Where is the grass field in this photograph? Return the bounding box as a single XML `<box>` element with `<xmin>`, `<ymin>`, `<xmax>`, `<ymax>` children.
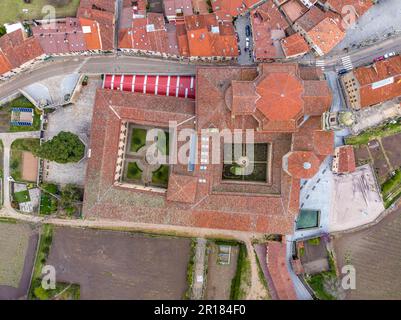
<box><xmin>0</xmin><ymin>96</ymin><xmax>41</xmax><ymax>133</ymax></box>
<box><xmin>13</xmin><ymin>190</ymin><xmax>30</xmax><ymax>203</ymax></box>
<box><xmin>345</xmin><ymin>121</ymin><xmax>401</xmax><ymax>146</ymax></box>
<box><xmin>0</xmin><ymin>222</ymin><xmax>31</xmax><ymax>288</ymax></box>
<box><xmin>0</xmin><ymin>0</ymin><xmax>80</xmax><ymax>25</ymax></box>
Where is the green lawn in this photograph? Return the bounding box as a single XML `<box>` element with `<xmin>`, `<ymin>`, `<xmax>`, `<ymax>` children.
<box><xmin>230</xmin><ymin>243</ymin><xmax>251</xmax><ymax>300</ymax></box>
<box><xmin>306</xmin><ymin>252</ymin><xmax>337</xmax><ymax>300</ymax></box>
<box><xmin>345</xmin><ymin>121</ymin><xmax>401</xmax><ymax>146</ymax></box>
<box><xmin>0</xmin><ymin>96</ymin><xmax>42</xmax><ymax>132</ymax></box>
<box><xmin>152</xmin><ymin>165</ymin><xmax>169</xmax><ymax>187</ymax></box>
<box><xmin>126</xmin><ymin>162</ymin><xmax>142</xmax><ymax>181</ymax></box>
<box><xmin>40</xmin><ymin>193</ymin><xmax>58</xmax><ymax>215</ymax></box>
<box><xmin>130</xmin><ymin>128</ymin><xmax>147</xmax><ymax>152</ymax></box>
<box><xmin>13</xmin><ymin>190</ymin><xmax>30</xmax><ymax>203</ymax></box>
<box><xmin>381</xmin><ymin>170</ymin><xmax>401</xmax><ymax>208</ymax></box>
<box><xmin>0</xmin><ymin>0</ymin><xmax>80</xmax><ymax>25</ymax></box>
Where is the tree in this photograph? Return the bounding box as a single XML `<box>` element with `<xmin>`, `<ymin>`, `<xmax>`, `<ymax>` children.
<box><xmin>37</xmin><ymin>132</ymin><xmax>85</xmax><ymax>163</ymax></box>
<box><xmin>0</xmin><ymin>25</ymin><xmax>6</xmax><ymax>37</ymax></box>
<box><xmin>60</xmin><ymin>184</ymin><xmax>83</xmax><ymax>216</ymax></box>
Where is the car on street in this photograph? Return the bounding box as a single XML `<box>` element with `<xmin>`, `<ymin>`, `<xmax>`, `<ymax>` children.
<box><xmin>373</xmin><ymin>55</ymin><xmax>385</xmax><ymax>62</ymax></box>
<box><xmin>384</xmin><ymin>52</ymin><xmax>396</xmax><ymax>59</ymax></box>
<box><xmin>245</xmin><ymin>37</ymin><xmax>250</xmax><ymax>50</ymax></box>
<box><xmin>245</xmin><ymin>25</ymin><xmax>251</xmax><ymax>37</ymax></box>
<box><xmin>338</xmin><ymin>69</ymin><xmax>348</xmax><ymax>75</ymax></box>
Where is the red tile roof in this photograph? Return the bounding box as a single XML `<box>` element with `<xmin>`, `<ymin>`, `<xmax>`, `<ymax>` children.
<box><xmin>353</xmin><ymin>55</ymin><xmax>401</xmax><ymax>108</ymax></box>
<box><xmin>324</xmin><ymin>0</ymin><xmax>373</xmax><ymax>17</ymax></box>
<box><xmin>250</xmin><ymin>1</ymin><xmax>289</xmax><ymax>60</ymax></box>
<box><xmin>83</xmin><ymin>64</ymin><xmax>333</xmax><ymax>235</ymax></box>
<box><xmin>77</xmin><ymin>1</ymin><xmax>115</xmax><ymax>50</ymax></box>
<box><xmin>334</xmin><ymin>145</ymin><xmax>356</xmax><ymax>174</ymax></box>
<box><xmin>281</xmin><ymin>33</ymin><xmax>309</xmax><ymax>58</ymax></box>
<box><xmin>281</xmin><ymin>0</ymin><xmax>308</xmax><ymax>23</ymax></box>
<box><xmin>167</xmin><ymin>174</ymin><xmax>198</xmax><ymax>203</ymax></box>
<box><xmin>178</xmin><ymin>14</ymin><xmax>238</xmax><ymax>57</ymax></box>
<box><xmin>266</xmin><ymin>241</ymin><xmax>297</xmax><ymax>300</ymax></box>
<box><xmin>212</xmin><ymin>0</ymin><xmax>263</xmax><ymax>21</ymax></box>
<box><xmin>32</xmin><ymin>18</ymin><xmax>88</xmax><ymax>54</ymax></box>
<box><xmin>0</xmin><ymin>29</ymin><xmax>44</xmax><ymax>71</ymax></box>
<box><xmin>284</xmin><ymin>150</ymin><xmax>321</xmax><ymax>179</ymax></box>
<box><xmin>306</xmin><ymin>16</ymin><xmax>345</xmax><ymax>55</ymax></box>
<box><xmin>163</xmin><ymin>0</ymin><xmax>194</xmax><ymax>18</ymax></box>
<box><xmin>224</xmin><ymin>63</ymin><xmax>332</xmax><ymax>132</ymax></box>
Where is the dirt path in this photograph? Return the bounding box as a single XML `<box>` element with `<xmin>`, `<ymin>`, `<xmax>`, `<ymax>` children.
<box><xmin>245</xmin><ymin>240</ymin><xmax>270</xmax><ymax>300</ymax></box>
<box><xmin>191</xmin><ymin>238</ymin><xmax>207</xmax><ymax>300</ymax></box>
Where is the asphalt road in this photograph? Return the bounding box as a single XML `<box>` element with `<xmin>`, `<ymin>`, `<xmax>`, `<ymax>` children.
<box><xmin>303</xmin><ymin>36</ymin><xmax>401</xmax><ymax>71</ymax></box>
<box><xmin>0</xmin><ymin>55</ymin><xmax>197</xmax><ymax>101</ymax></box>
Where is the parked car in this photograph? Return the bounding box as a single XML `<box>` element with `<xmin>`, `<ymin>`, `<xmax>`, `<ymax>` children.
<box><xmin>384</xmin><ymin>52</ymin><xmax>396</xmax><ymax>59</ymax></box>
<box><xmin>373</xmin><ymin>55</ymin><xmax>385</xmax><ymax>62</ymax></box>
<box><xmin>245</xmin><ymin>37</ymin><xmax>250</xmax><ymax>49</ymax></box>
<box><xmin>338</xmin><ymin>69</ymin><xmax>348</xmax><ymax>75</ymax></box>
<box><xmin>245</xmin><ymin>25</ymin><xmax>251</xmax><ymax>37</ymax></box>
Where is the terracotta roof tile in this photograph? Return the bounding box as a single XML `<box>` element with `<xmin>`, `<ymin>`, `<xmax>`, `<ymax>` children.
<box><xmin>307</xmin><ymin>16</ymin><xmax>345</xmax><ymax>55</ymax></box>
<box><xmin>266</xmin><ymin>241</ymin><xmax>298</xmax><ymax>300</ymax></box>
<box><xmin>281</xmin><ymin>33</ymin><xmax>309</xmax><ymax>58</ymax></box>
<box><xmin>167</xmin><ymin>174</ymin><xmax>198</xmax><ymax>203</ymax></box>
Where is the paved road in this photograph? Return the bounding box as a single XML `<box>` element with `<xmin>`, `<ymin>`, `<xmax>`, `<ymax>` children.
<box><xmin>0</xmin><ymin>131</ymin><xmax>41</xmax><ymax>209</ymax></box>
<box><xmin>302</xmin><ymin>36</ymin><xmax>401</xmax><ymax>71</ymax></box>
<box><xmin>0</xmin><ymin>55</ymin><xmax>197</xmax><ymax>101</ymax></box>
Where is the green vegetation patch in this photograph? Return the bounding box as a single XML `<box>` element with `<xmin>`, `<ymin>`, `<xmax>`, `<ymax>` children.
<box><xmin>130</xmin><ymin>128</ymin><xmax>147</xmax><ymax>152</ymax></box>
<box><xmin>152</xmin><ymin>165</ymin><xmax>169</xmax><ymax>187</ymax></box>
<box><xmin>230</xmin><ymin>243</ymin><xmax>251</xmax><ymax>300</ymax></box>
<box><xmin>0</xmin><ymin>0</ymin><xmax>81</xmax><ymax>25</ymax></box>
<box><xmin>306</xmin><ymin>252</ymin><xmax>337</xmax><ymax>300</ymax></box>
<box><xmin>0</xmin><ymin>96</ymin><xmax>41</xmax><ymax>132</ymax></box>
<box><xmin>345</xmin><ymin>120</ymin><xmax>401</xmax><ymax>146</ymax></box>
<box><xmin>184</xmin><ymin>239</ymin><xmax>196</xmax><ymax>299</ymax></box>
<box><xmin>13</xmin><ymin>190</ymin><xmax>30</xmax><ymax>203</ymax></box>
<box><xmin>308</xmin><ymin>237</ymin><xmax>321</xmax><ymax>246</ymax></box>
<box><xmin>0</xmin><ymin>222</ymin><xmax>30</xmax><ymax>287</ymax></box>
<box><xmin>126</xmin><ymin>162</ymin><xmax>142</xmax><ymax>181</ymax></box>
<box><xmin>40</xmin><ymin>183</ymin><xmax>59</xmax><ymax>215</ymax></box>
<box><xmin>59</xmin><ymin>184</ymin><xmax>83</xmax><ymax>216</ymax></box>
<box><xmin>37</xmin><ymin>131</ymin><xmax>85</xmax><ymax>163</ymax></box>
<box><xmin>381</xmin><ymin>169</ymin><xmax>401</xmax><ymax>208</ymax></box>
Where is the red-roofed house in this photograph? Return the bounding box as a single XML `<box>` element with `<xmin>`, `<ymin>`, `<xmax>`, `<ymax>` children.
<box><xmin>281</xmin><ymin>33</ymin><xmax>310</xmax><ymax>58</ymax></box>
<box><xmin>178</xmin><ymin>13</ymin><xmax>239</xmax><ymax>60</ymax></box>
<box><xmin>77</xmin><ymin>0</ymin><xmax>116</xmax><ymax>51</ymax></box>
<box><xmin>212</xmin><ymin>0</ymin><xmax>265</xmax><ymax>21</ymax></box>
<box><xmin>341</xmin><ymin>55</ymin><xmax>401</xmax><ymax>109</ymax></box>
<box><xmin>119</xmin><ymin>13</ymin><xmax>180</xmax><ymax>58</ymax></box>
<box><xmin>0</xmin><ymin>29</ymin><xmax>45</xmax><ymax>79</ymax></box>
<box><xmin>32</xmin><ymin>18</ymin><xmax>88</xmax><ymax>55</ymax></box>
<box><xmin>332</xmin><ymin>145</ymin><xmax>356</xmax><ymax>174</ymax></box>
<box><xmin>266</xmin><ymin>240</ymin><xmax>298</xmax><ymax>300</ymax></box>
<box><xmin>250</xmin><ymin>1</ymin><xmax>289</xmax><ymax>61</ymax></box>
<box><xmin>163</xmin><ymin>0</ymin><xmax>194</xmax><ymax>21</ymax></box>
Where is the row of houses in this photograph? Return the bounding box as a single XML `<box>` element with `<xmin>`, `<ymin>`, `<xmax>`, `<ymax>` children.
<box><xmin>0</xmin><ymin>0</ymin><xmax>375</xmax><ymax>79</ymax></box>
<box><xmin>251</xmin><ymin>0</ymin><xmax>374</xmax><ymax>61</ymax></box>
<box><xmin>0</xmin><ymin>0</ymin><xmax>115</xmax><ymax>80</ymax></box>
